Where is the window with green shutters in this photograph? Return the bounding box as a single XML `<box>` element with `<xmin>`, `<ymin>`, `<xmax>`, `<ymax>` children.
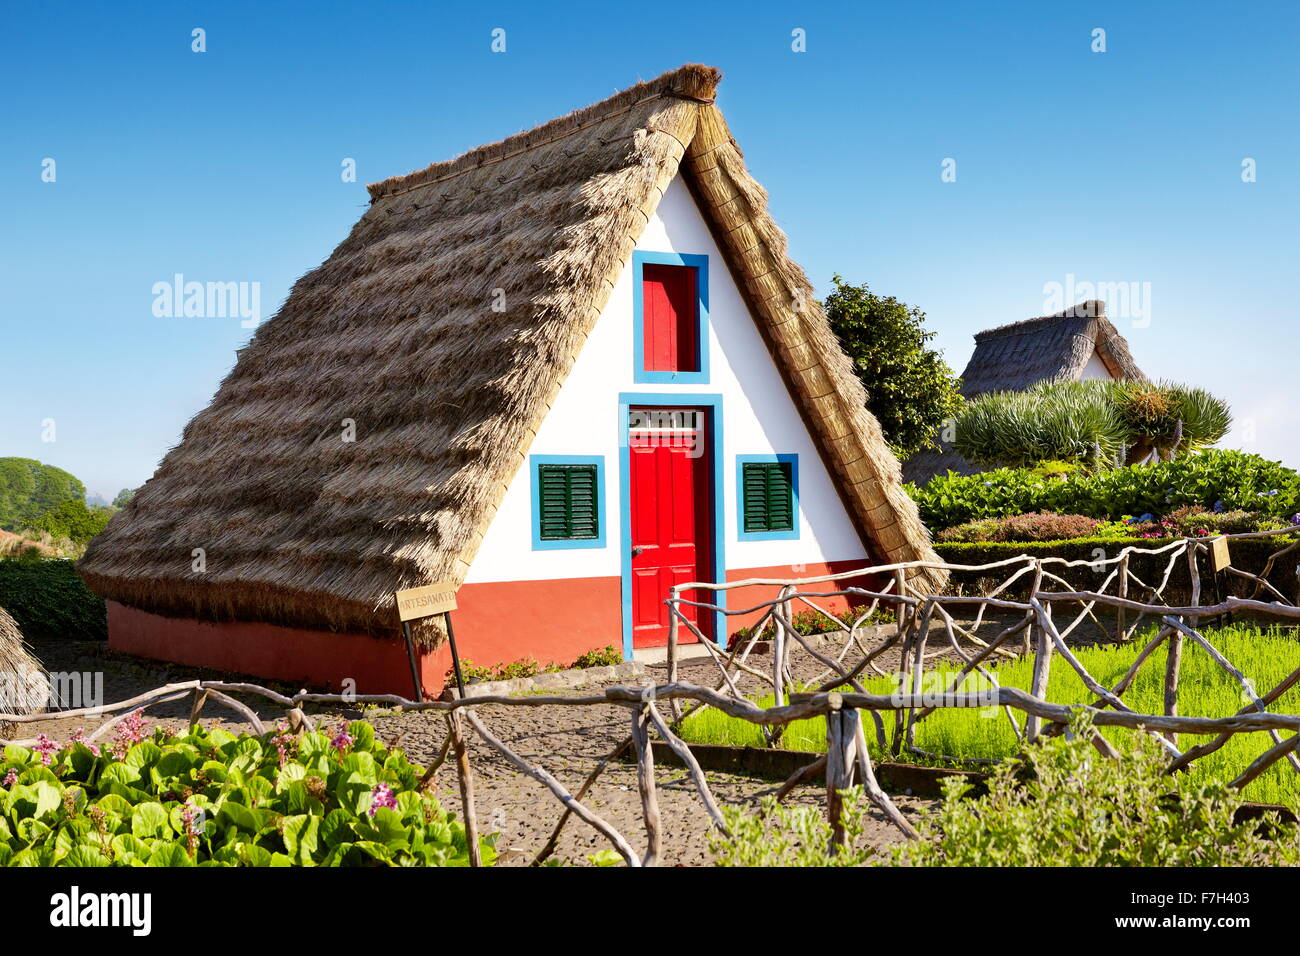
<box><xmin>741</xmin><ymin>460</ymin><xmax>795</xmax><ymax>534</ymax></box>
<box><xmin>537</xmin><ymin>463</ymin><xmax>600</xmax><ymax>541</ymax></box>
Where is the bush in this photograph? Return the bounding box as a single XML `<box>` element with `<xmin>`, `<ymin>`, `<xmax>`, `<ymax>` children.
<box><xmin>894</xmin><ymin>712</ymin><xmax>1298</xmax><ymax>866</ymax></box>
<box><xmin>571</xmin><ymin>645</ymin><xmax>623</xmax><ymax>669</ymax></box>
<box><xmin>822</xmin><ymin>277</ymin><xmax>964</xmax><ymax>459</ymax></box>
<box><xmin>708</xmin><ymin>712</ymin><xmax>1300</xmax><ymax>867</ymax></box>
<box><xmin>952</xmin><ymin>379</ymin><xmax>1232</xmax><ymax>471</ymax></box>
<box><xmin>31</xmin><ymin>499</ymin><xmax>111</xmax><ymax>545</ymax></box>
<box><xmin>0</xmin><ymin>559</ymin><xmax>106</xmax><ymax>641</ymax></box>
<box><xmin>910</xmin><ymin>449</ymin><xmax>1300</xmax><ymax>530</ymax></box>
<box><xmin>0</xmin><ymin>718</ymin><xmax>494</xmax><ymax>866</ymax></box>
<box><xmin>730</xmin><ymin>605</ymin><xmax>894</xmax><ymax>647</ymax></box>
<box><xmin>936</xmin><ymin>512</ymin><xmax>1101</xmax><ymax>543</ymax></box>
<box><xmin>933</xmin><ymin>536</ymin><xmax>1298</xmax><ymax>604</ymax></box>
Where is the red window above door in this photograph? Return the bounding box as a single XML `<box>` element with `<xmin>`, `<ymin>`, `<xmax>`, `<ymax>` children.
<box><xmin>642</xmin><ymin>263</ymin><xmax>699</xmax><ymax>373</ymax></box>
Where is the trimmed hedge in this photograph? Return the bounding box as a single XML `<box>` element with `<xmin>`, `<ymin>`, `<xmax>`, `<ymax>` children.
<box><xmin>911</xmin><ymin>450</ymin><xmax>1300</xmax><ymax>530</ymax></box>
<box><xmin>0</xmin><ymin>559</ymin><xmax>106</xmax><ymax>641</ymax></box>
<box><xmin>934</xmin><ymin>536</ymin><xmax>1299</xmax><ymax>605</ymax></box>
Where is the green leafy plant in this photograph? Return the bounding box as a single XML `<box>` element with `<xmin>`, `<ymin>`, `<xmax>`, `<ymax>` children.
<box><xmin>30</xmin><ymin>499</ymin><xmax>111</xmax><ymax>545</ymax></box>
<box><xmin>952</xmin><ymin>379</ymin><xmax>1232</xmax><ymax>471</ymax></box>
<box><xmin>730</xmin><ymin>605</ymin><xmax>894</xmax><ymax>647</ymax></box>
<box><xmin>709</xmin><ymin>712</ymin><xmax>1300</xmax><ymax>867</ymax></box>
<box><xmin>909</xmin><ymin>449</ymin><xmax>1300</xmax><ymax>530</ymax></box>
<box><xmin>894</xmin><ymin>711</ymin><xmax>1299</xmax><ymax>866</ymax></box>
<box><xmin>0</xmin><ymin>718</ymin><xmax>494</xmax><ymax>867</ymax></box>
<box><xmin>0</xmin><ymin>558</ymin><xmax>106</xmax><ymax>641</ymax></box>
<box><xmin>571</xmin><ymin>645</ymin><xmax>623</xmax><ymax>669</ymax></box>
<box><xmin>822</xmin><ymin>277</ymin><xmax>964</xmax><ymax>459</ymax></box>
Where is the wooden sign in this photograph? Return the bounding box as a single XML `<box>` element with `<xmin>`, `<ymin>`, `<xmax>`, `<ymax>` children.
<box><xmin>394</xmin><ymin>583</ymin><xmax>458</xmax><ymax>622</ymax></box>
<box><xmin>1209</xmin><ymin>537</ymin><xmax>1232</xmax><ymax>573</ymax></box>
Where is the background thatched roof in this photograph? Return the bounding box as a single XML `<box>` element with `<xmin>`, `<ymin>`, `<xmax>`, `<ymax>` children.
<box><xmin>902</xmin><ymin>302</ymin><xmax>1146</xmax><ymax>484</ymax></box>
<box><xmin>80</xmin><ymin>64</ymin><xmax>943</xmax><ymax>643</ymax></box>
<box><xmin>0</xmin><ymin>606</ymin><xmax>48</xmax><ymax>720</ymax></box>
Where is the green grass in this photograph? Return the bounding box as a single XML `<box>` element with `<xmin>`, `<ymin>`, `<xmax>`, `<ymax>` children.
<box><xmin>677</xmin><ymin>622</ymin><xmax>1300</xmax><ymax>807</ymax></box>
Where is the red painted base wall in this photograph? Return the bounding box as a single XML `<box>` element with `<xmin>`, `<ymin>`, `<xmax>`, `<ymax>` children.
<box><xmin>106</xmin><ymin>561</ymin><xmax>877</xmax><ymax>697</ymax></box>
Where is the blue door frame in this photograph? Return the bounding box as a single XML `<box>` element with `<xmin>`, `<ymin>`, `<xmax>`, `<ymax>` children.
<box><xmin>618</xmin><ymin>392</ymin><xmax>727</xmax><ymax>658</ymax></box>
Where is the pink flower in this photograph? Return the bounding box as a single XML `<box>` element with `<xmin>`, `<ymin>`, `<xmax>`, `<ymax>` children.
<box><xmin>33</xmin><ymin>734</ymin><xmax>59</xmax><ymax>766</ymax></box>
<box><xmin>2</xmin><ymin>768</ymin><xmax>18</xmax><ymax>787</ymax></box>
<box><xmin>69</xmin><ymin>728</ymin><xmax>100</xmax><ymax>756</ymax></box>
<box><xmin>110</xmin><ymin>710</ymin><xmax>151</xmax><ymax>758</ymax></box>
<box><xmin>331</xmin><ymin>723</ymin><xmax>353</xmax><ymax>754</ymax></box>
<box><xmin>368</xmin><ymin>783</ymin><xmax>397</xmax><ymax>816</ymax></box>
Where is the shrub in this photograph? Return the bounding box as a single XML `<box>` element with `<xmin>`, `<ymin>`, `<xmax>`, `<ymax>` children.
<box><xmin>709</xmin><ymin>712</ymin><xmax>1300</xmax><ymax>867</ymax></box>
<box><xmin>31</xmin><ymin>499</ymin><xmax>111</xmax><ymax>545</ymax></box>
<box><xmin>894</xmin><ymin>712</ymin><xmax>1299</xmax><ymax>866</ymax></box>
<box><xmin>0</xmin><ymin>718</ymin><xmax>494</xmax><ymax>866</ymax></box>
<box><xmin>952</xmin><ymin>379</ymin><xmax>1232</xmax><ymax>471</ymax></box>
<box><xmin>910</xmin><ymin>449</ymin><xmax>1300</xmax><ymax>530</ymax></box>
<box><xmin>936</xmin><ymin>512</ymin><xmax>1100</xmax><ymax>543</ymax></box>
<box><xmin>730</xmin><ymin>605</ymin><xmax>893</xmax><ymax>647</ymax></box>
<box><xmin>933</xmin><ymin>536</ymin><xmax>1298</xmax><ymax>604</ymax></box>
<box><xmin>822</xmin><ymin>277</ymin><xmax>964</xmax><ymax>459</ymax></box>
<box><xmin>0</xmin><ymin>559</ymin><xmax>106</xmax><ymax>641</ymax></box>
<box><xmin>571</xmin><ymin>645</ymin><xmax>623</xmax><ymax>669</ymax></box>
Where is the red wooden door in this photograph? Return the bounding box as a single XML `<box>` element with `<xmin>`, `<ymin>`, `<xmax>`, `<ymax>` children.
<box><xmin>629</xmin><ymin>408</ymin><xmax>713</xmax><ymax>648</ymax></box>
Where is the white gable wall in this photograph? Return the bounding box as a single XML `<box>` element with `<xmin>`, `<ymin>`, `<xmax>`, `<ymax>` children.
<box><xmin>1079</xmin><ymin>348</ymin><xmax>1114</xmax><ymax>381</ymax></box>
<box><xmin>464</xmin><ymin>176</ymin><xmax>869</xmax><ymax>585</ymax></box>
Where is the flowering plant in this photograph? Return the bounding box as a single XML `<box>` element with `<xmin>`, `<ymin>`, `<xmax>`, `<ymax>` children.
<box><xmin>0</xmin><ymin>720</ymin><xmax>493</xmax><ymax>867</ymax></box>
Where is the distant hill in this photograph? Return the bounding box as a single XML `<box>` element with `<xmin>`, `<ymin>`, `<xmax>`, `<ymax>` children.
<box><xmin>0</xmin><ymin>458</ymin><xmax>86</xmax><ymax>532</ymax></box>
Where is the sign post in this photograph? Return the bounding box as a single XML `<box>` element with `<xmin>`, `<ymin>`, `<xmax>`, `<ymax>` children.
<box><xmin>391</xmin><ymin>581</ymin><xmax>480</xmax><ymax>867</ymax></box>
<box><xmin>393</xmin><ymin>582</ymin><xmax>464</xmax><ymax>702</ymax></box>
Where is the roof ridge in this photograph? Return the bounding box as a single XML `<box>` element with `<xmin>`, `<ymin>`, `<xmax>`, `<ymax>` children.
<box><xmin>974</xmin><ymin>300</ymin><xmax>1107</xmax><ymax>341</ymax></box>
<box><xmin>367</xmin><ymin>64</ymin><xmax>721</xmax><ymax>201</ymax></box>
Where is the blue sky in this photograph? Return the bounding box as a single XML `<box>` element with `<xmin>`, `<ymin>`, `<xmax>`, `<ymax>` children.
<box><xmin>2</xmin><ymin>0</ymin><xmax>1297</xmax><ymax>498</ymax></box>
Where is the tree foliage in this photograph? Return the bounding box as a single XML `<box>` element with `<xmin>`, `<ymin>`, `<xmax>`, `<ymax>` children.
<box><xmin>112</xmin><ymin>488</ymin><xmax>137</xmax><ymax>509</ymax></box>
<box><xmin>0</xmin><ymin>458</ymin><xmax>86</xmax><ymax>531</ymax></box>
<box><xmin>953</xmin><ymin>379</ymin><xmax>1231</xmax><ymax>471</ymax></box>
<box><xmin>31</xmin><ymin>499</ymin><xmax>111</xmax><ymax>545</ymax></box>
<box><xmin>822</xmin><ymin>277</ymin><xmax>964</xmax><ymax>459</ymax></box>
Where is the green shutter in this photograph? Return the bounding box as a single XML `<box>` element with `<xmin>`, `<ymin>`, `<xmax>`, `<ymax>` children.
<box><xmin>742</xmin><ymin>461</ymin><xmax>794</xmax><ymax>533</ymax></box>
<box><xmin>538</xmin><ymin>464</ymin><xmax>599</xmax><ymax>540</ymax></box>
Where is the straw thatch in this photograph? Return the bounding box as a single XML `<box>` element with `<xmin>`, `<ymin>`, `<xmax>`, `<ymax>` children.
<box><xmin>0</xmin><ymin>606</ymin><xmax>49</xmax><ymax>730</ymax></box>
<box><xmin>902</xmin><ymin>301</ymin><xmax>1146</xmax><ymax>484</ymax></box>
<box><xmin>79</xmin><ymin>64</ymin><xmax>943</xmax><ymax>645</ymax></box>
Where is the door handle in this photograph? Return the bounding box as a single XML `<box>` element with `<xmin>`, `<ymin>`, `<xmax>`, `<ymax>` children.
<box><xmin>631</xmin><ymin>546</ymin><xmax>644</xmax><ymax>557</ymax></box>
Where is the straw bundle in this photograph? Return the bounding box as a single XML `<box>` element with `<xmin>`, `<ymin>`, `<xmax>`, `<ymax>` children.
<box><xmin>0</xmin><ymin>607</ymin><xmax>49</xmax><ymax>731</ymax></box>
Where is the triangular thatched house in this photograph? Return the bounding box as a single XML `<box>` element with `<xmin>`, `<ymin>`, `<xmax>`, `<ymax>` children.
<box><xmin>902</xmin><ymin>301</ymin><xmax>1145</xmax><ymax>484</ymax></box>
<box><xmin>80</xmin><ymin>65</ymin><xmax>941</xmax><ymax>696</ymax></box>
<box><xmin>0</xmin><ymin>607</ymin><xmax>49</xmax><ymax>734</ymax></box>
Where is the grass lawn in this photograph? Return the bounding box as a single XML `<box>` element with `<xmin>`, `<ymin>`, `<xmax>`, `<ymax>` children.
<box><xmin>677</xmin><ymin>622</ymin><xmax>1300</xmax><ymax>807</ymax></box>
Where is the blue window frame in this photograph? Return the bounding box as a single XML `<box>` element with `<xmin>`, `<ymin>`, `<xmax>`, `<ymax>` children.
<box><xmin>632</xmin><ymin>250</ymin><xmax>710</xmax><ymax>384</ymax></box>
<box><xmin>736</xmin><ymin>454</ymin><xmax>800</xmax><ymax>541</ymax></box>
<box><xmin>530</xmin><ymin>455</ymin><xmax>606</xmax><ymax>551</ymax></box>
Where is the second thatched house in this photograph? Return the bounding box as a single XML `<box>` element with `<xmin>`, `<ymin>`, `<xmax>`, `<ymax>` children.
<box><xmin>903</xmin><ymin>301</ymin><xmax>1146</xmax><ymax>484</ymax></box>
<box><xmin>79</xmin><ymin>65</ymin><xmax>942</xmax><ymax>696</ymax></box>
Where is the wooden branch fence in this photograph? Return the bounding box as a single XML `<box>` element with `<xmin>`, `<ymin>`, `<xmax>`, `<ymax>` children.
<box><xmin>5</xmin><ymin>529</ymin><xmax>1300</xmax><ymax>865</ymax></box>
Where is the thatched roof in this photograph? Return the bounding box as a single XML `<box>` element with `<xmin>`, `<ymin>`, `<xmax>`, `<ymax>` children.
<box><xmin>79</xmin><ymin>64</ymin><xmax>944</xmax><ymax>643</ymax></box>
<box><xmin>902</xmin><ymin>301</ymin><xmax>1146</xmax><ymax>484</ymax></box>
<box><xmin>0</xmin><ymin>606</ymin><xmax>49</xmax><ymax>722</ymax></box>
